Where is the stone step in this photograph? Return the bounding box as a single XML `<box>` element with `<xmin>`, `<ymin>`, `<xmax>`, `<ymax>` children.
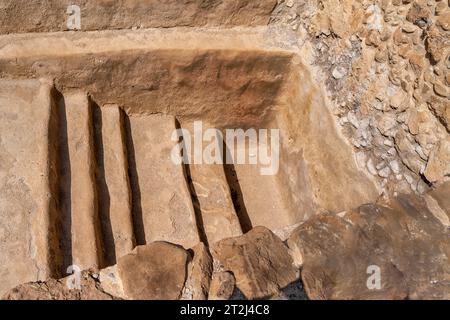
<box><xmin>190</xmin><ymin>162</ymin><xmax>243</xmax><ymax>244</ymax></box>
<box><xmin>0</xmin><ymin>79</ymin><xmax>55</xmax><ymax>296</ymax></box>
<box><xmin>96</xmin><ymin>105</ymin><xmax>135</xmax><ymax>263</ymax></box>
<box><xmin>128</xmin><ymin>114</ymin><xmax>199</xmax><ymax>249</ymax></box>
<box><xmin>63</xmin><ymin>91</ymin><xmax>101</xmax><ymax>270</ymax></box>
<box><xmin>183</xmin><ymin>123</ymin><xmax>242</xmax><ymax>244</ymax></box>
<box><xmin>230</xmin><ymin>142</ymin><xmax>294</xmax><ymax>231</ymax></box>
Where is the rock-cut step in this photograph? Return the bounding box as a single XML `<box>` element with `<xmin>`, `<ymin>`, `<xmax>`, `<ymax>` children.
<box><xmin>62</xmin><ymin>91</ymin><xmax>102</xmax><ymax>270</ymax></box>
<box><xmin>182</xmin><ymin>122</ymin><xmax>243</xmax><ymax>244</ymax></box>
<box><xmin>95</xmin><ymin>105</ymin><xmax>135</xmax><ymax>264</ymax></box>
<box><xmin>0</xmin><ymin>79</ymin><xmax>55</xmax><ymax>296</ymax></box>
<box><xmin>189</xmin><ymin>161</ymin><xmax>243</xmax><ymax>244</ymax></box>
<box><xmin>128</xmin><ymin>114</ymin><xmax>199</xmax><ymax>248</ymax></box>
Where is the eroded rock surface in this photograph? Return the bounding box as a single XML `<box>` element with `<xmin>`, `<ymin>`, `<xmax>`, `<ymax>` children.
<box><xmin>208</xmin><ymin>271</ymin><xmax>236</xmax><ymax>300</ymax></box>
<box><xmin>211</xmin><ymin>226</ymin><xmax>299</xmax><ymax>299</ymax></box>
<box><xmin>288</xmin><ymin>191</ymin><xmax>450</xmax><ymax>300</ymax></box>
<box><xmin>95</xmin><ymin>105</ymin><xmax>135</xmax><ymax>263</ymax></box>
<box><xmin>0</xmin><ymin>79</ymin><xmax>55</xmax><ymax>296</ymax></box>
<box><xmin>0</xmin><ymin>0</ymin><xmax>449</xmax><ymax>301</ymax></box>
<box><xmin>4</xmin><ymin>187</ymin><xmax>449</xmax><ymax>301</ymax></box>
<box><xmin>273</xmin><ymin>0</ymin><xmax>450</xmax><ymax>194</ymax></box>
<box><xmin>182</xmin><ymin>242</ymin><xmax>213</xmax><ymax>300</ymax></box>
<box><xmin>428</xmin><ymin>181</ymin><xmax>450</xmax><ymax>217</ymax></box>
<box><xmin>63</xmin><ymin>91</ymin><xmax>101</xmax><ymax>270</ymax></box>
<box><xmin>0</xmin><ymin>0</ymin><xmax>277</xmax><ymax>33</ymax></box>
<box><xmin>117</xmin><ymin>242</ymin><xmax>188</xmax><ymax>300</ymax></box>
<box><xmin>2</xmin><ymin>270</ymin><xmax>117</xmax><ymax>300</ymax></box>
<box><xmin>128</xmin><ymin>114</ymin><xmax>199</xmax><ymax>248</ymax></box>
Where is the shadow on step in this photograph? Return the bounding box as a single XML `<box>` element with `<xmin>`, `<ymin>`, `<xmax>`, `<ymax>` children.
<box><xmin>92</xmin><ymin>101</ymin><xmax>116</xmax><ymax>267</ymax></box>
<box><xmin>123</xmin><ymin>114</ymin><xmax>146</xmax><ymax>246</ymax></box>
<box><xmin>48</xmin><ymin>88</ymin><xmax>72</xmax><ymax>277</ymax></box>
<box><xmin>175</xmin><ymin>119</ymin><xmax>209</xmax><ymax>246</ymax></box>
<box><xmin>223</xmin><ymin>142</ymin><xmax>253</xmax><ymax>233</ymax></box>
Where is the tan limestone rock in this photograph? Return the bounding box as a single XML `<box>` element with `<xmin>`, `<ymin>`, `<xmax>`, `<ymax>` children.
<box><xmin>117</xmin><ymin>242</ymin><xmax>188</xmax><ymax>300</ymax></box>
<box><xmin>129</xmin><ymin>114</ymin><xmax>199</xmax><ymax>248</ymax></box>
<box><xmin>0</xmin><ymin>0</ymin><xmax>277</xmax><ymax>34</ymax></box>
<box><xmin>182</xmin><ymin>242</ymin><xmax>213</xmax><ymax>300</ymax></box>
<box><xmin>425</xmin><ymin>137</ymin><xmax>450</xmax><ymax>182</ymax></box>
<box><xmin>184</xmin><ymin>122</ymin><xmax>243</xmax><ymax>244</ymax></box>
<box><xmin>98</xmin><ymin>265</ymin><xmax>127</xmax><ymax>299</ymax></box>
<box><xmin>288</xmin><ymin>194</ymin><xmax>450</xmax><ymax>300</ymax></box>
<box><xmin>0</xmin><ymin>79</ymin><xmax>55</xmax><ymax>296</ymax></box>
<box><xmin>428</xmin><ymin>181</ymin><xmax>450</xmax><ymax>217</ymax></box>
<box><xmin>211</xmin><ymin>226</ymin><xmax>298</xmax><ymax>299</ymax></box>
<box><xmin>97</xmin><ymin>105</ymin><xmax>135</xmax><ymax>263</ymax></box>
<box><xmin>208</xmin><ymin>272</ymin><xmax>236</xmax><ymax>300</ymax></box>
<box><xmin>64</xmin><ymin>91</ymin><xmax>101</xmax><ymax>270</ymax></box>
<box><xmin>2</xmin><ymin>270</ymin><xmax>117</xmax><ymax>300</ymax></box>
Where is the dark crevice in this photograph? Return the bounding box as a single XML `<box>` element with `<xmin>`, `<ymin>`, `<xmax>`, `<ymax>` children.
<box><xmin>119</xmin><ymin>108</ymin><xmax>137</xmax><ymax>250</ymax></box>
<box><xmin>123</xmin><ymin>113</ymin><xmax>146</xmax><ymax>246</ymax></box>
<box><xmin>223</xmin><ymin>142</ymin><xmax>253</xmax><ymax>233</ymax></box>
<box><xmin>88</xmin><ymin>97</ymin><xmax>108</xmax><ymax>269</ymax></box>
<box><xmin>50</xmin><ymin>88</ymin><xmax>72</xmax><ymax>276</ymax></box>
<box><xmin>175</xmin><ymin>119</ymin><xmax>209</xmax><ymax>246</ymax></box>
<box><xmin>47</xmin><ymin>88</ymin><xmax>64</xmax><ymax>278</ymax></box>
<box><xmin>419</xmin><ymin>172</ymin><xmax>433</xmax><ymax>188</ymax></box>
<box><xmin>92</xmin><ymin>101</ymin><xmax>116</xmax><ymax>267</ymax></box>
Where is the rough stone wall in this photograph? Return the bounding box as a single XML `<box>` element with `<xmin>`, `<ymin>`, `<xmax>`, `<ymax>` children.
<box><xmin>0</xmin><ymin>0</ymin><xmax>277</xmax><ymax>33</ymax></box>
<box><xmin>271</xmin><ymin>0</ymin><xmax>449</xmax><ymax>196</ymax></box>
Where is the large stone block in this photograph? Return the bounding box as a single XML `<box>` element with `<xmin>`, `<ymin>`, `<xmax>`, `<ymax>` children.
<box><xmin>97</xmin><ymin>105</ymin><xmax>134</xmax><ymax>262</ymax></box>
<box><xmin>117</xmin><ymin>242</ymin><xmax>188</xmax><ymax>300</ymax></box>
<box><xmin>212</xmin><ymin>226</ymin><xmax>298</xmax><ymax>299</ymax></box>
<box><xmin>288</xmin><ymin>194</ymin><xmax>450</xmax><ymax>300</ymax></box>
<box><xmin>63</xmin><ymin>92</ymin><xmax>101</xmax><ymax>270</ymax></box>
<box><xmin>128</xmin><ymin>114</ymin><xmax>199</xmax><ymax>248</ymax></box>
<box><xmin>0</xmin><ymin>79</ymin><xmax>55</xmax><ymax>296</ymax></box>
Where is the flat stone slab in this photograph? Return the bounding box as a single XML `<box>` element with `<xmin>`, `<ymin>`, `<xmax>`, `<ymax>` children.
<box><xmin>184</xmin><ymin>122</ymin><xmax>243</xmax><ymax>244</ymax></box>
<box><xmin>232</xmin><ymin>143</ymin><xmax>294</xmax><ymax>231</ymax></box>
<box><xmin>98</xmin><ymin>105</ymin><xmax>134</xmax><ymax>262</ymax></box>
<box><xmin>191</xmin><ymin>162</ymin><xmax>243</xmax><ymax>244</ymax></box>
<box><xmin>129</xmin><ymin>114</ymin><xmax>199</xmax><ymax>248</ymax></box>
<box><xmin>0</xmin><ymin>79</ymin><xmax>54</xmax><ymax>296</ymax></box>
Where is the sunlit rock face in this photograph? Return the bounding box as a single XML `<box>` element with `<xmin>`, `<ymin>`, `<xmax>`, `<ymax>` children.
<box><xmin>0</xmin><ymin>0</ymin><xmax>448</xmax><ymax>300</ymax></box>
